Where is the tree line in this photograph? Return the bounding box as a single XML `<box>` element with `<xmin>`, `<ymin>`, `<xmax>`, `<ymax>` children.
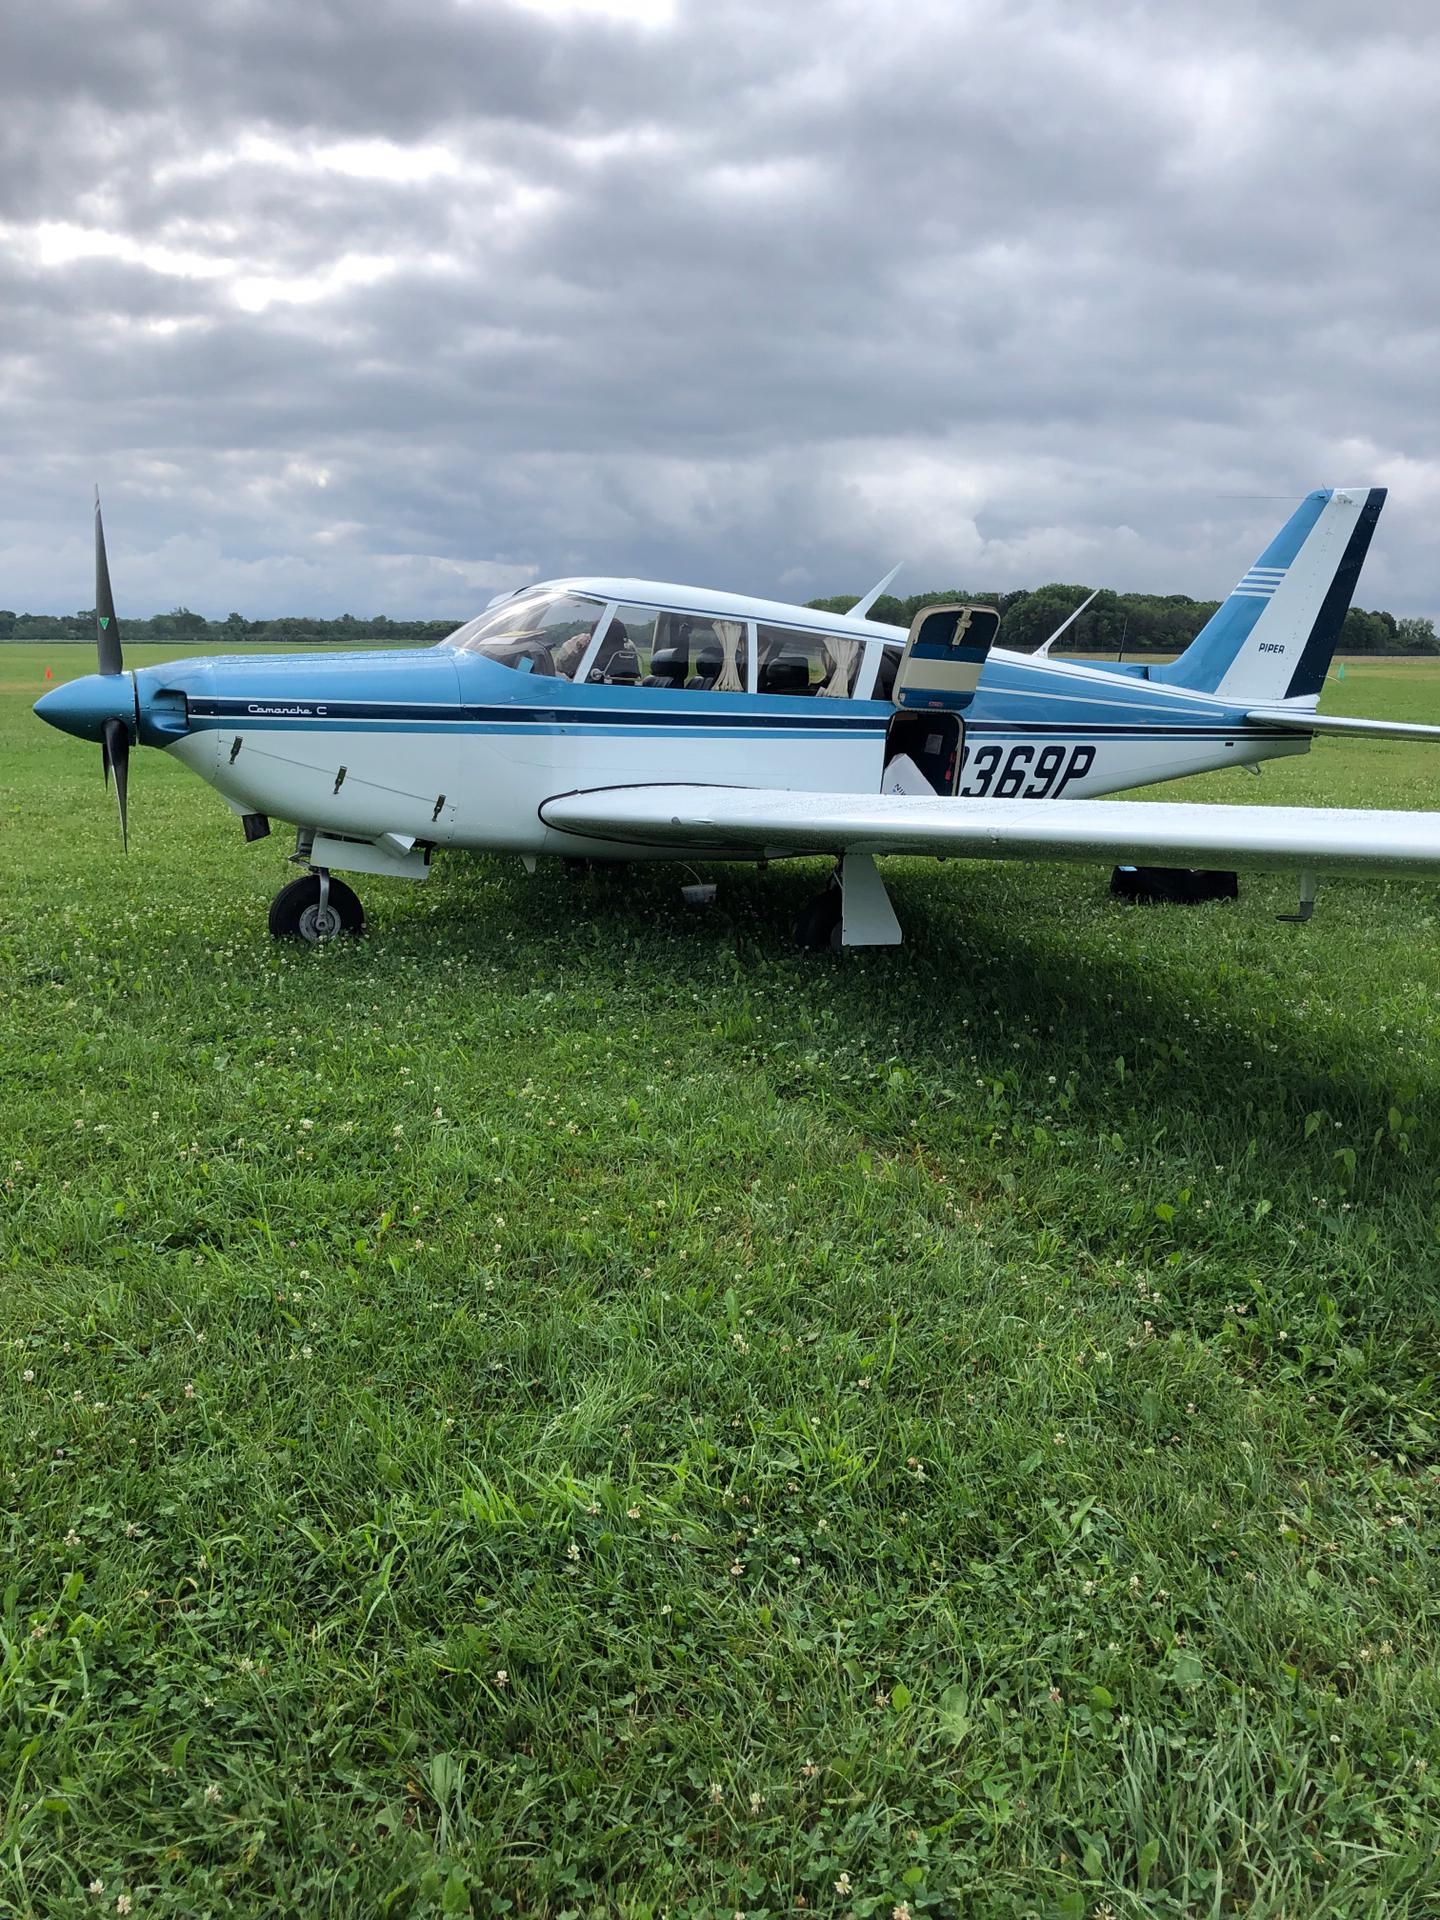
<box><xmin>806</xmin><ymin>586</ymin><xmax>1439</xmax><ymax>656</ymax></box>
<box><xmin>2</xmin><ymin>588</ymin><xmax>1435</xmax><ymax>655</ymax></box>
<box><xmin>0</xmin><ymin>608</ymin><xmax>457</xmax><ymax>647</ymax></box>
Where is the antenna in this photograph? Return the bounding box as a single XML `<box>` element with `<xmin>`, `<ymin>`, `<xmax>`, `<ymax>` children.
<box><xmin>844</xmin><ymin>562</ymin><xmax>903</xmax><ymax>622</ymax></box>
<box><xmin>1034</xmin><ymin>587</ymin><xmax>1099</xmax><ymax>658</ymax></box>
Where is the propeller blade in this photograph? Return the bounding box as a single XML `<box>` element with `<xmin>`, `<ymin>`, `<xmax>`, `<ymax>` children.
<box><xmin>101</xmin><ymin>716</ymin><xmax>130</xmax><ymax>852</ymax></box>
<box><xmin>95</xmin><ymin>487</ymin><xmax>123</xmax><ymax>676</ymax></box>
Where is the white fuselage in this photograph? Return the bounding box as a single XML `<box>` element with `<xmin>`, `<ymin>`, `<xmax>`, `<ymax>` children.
<box><xmin>149</xmin><ymin>574</ymin><xmax>1309</xmax><ymax>873</ymax></box>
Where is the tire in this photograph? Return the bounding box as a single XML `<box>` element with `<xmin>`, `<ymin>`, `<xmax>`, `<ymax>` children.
<box><xmin>791</xmin><ymin>881</ymin><xmax>843</xmax><ymax>951</ymax></box>
<box><xmin>268</xmin><ymin>873</ymin><xmax>366</xmax><ymax>943</ymax></box>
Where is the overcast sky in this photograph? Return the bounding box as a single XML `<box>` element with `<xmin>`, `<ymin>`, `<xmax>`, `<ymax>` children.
<box><xmin>2</xmin><ymin>0</ymin><xmax>1437</xmax><ymax>620</ymax></box>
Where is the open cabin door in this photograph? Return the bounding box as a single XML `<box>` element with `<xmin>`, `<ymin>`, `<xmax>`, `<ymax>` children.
<box><xmin>882</xmin><ymin>603</ymin><xmax>1000</xmax><ymax>796</ymax></box>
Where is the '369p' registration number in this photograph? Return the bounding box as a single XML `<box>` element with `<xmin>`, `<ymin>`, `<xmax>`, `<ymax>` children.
<box><xmin>959</xmin><ymin>742</ymin><xmax>1096</xmax><ymax>798</ymax></box>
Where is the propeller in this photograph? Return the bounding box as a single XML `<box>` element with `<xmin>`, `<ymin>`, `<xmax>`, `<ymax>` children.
<box><xmin>93</xmin><ymin>488</ymin><xmax>130</xmax><ymax>850</ymax></box>
<box><xmin>101</xmin><ymin>715</ymin><xmax>130</xmax><ymax>853</ymax></box>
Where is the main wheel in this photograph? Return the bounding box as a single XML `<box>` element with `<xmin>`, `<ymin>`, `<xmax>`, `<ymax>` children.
<box><xmin>268</xmin><ymin>873</ymin><xmax>366</xmax><ymax>943</ymax></box>
<box><xmin>791</xmin><ymin>880</ymin><xmax>843</xmax><ymax>951</ymax></box>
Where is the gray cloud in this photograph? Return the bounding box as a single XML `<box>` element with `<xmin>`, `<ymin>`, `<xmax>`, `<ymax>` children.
<box><xmin>1</xmin><ymin>0</ymin><xmax>1437</xmax><ymax>619</ymax></box>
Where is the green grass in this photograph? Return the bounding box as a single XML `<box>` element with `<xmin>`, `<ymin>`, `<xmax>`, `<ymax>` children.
<box><xmin>2</xmin><ymin>645</ymin><xmax>1439</xmax><ymax>1919</ymax></box>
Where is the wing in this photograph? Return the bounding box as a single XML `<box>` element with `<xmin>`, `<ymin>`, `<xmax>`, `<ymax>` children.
<box><xmin>1247</xmin><ymin>707</ymin><xmax>1440</xmax><ymax>743</ymax></box>
<box><xmin>540</xmin><ymin>784</ymin><xmax>1440</xmax><ymax>879</ymax></box>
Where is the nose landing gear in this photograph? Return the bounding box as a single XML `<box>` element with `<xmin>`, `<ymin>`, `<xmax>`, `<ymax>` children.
<box><xmin>268</xmin><ymin>869</ymin><xmax>366</xmax><ymax>942</ymax></box>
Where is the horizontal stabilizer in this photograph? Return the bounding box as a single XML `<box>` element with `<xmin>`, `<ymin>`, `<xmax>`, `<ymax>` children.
<box><xmin>1247</xmin><ymin>708</ymin><xmax>1440</xmax><ymax>742</ymax></box>
<box><xmin>542</xmin><ymin>783</ymin><xmax>1440</xmax><ymax>880</ymax></box>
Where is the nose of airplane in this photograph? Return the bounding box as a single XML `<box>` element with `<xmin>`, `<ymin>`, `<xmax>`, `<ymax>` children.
<box><xmin>34</xmin><ymin>671</ymin><xmax>140</xmax><ymax>744</ymax></box>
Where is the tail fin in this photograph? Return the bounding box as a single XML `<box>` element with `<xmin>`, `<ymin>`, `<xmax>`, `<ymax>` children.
<box><xmin>1152</xmin><ymin>487</ymin><xmax>1386</xmax><ymax>703</ymax></box>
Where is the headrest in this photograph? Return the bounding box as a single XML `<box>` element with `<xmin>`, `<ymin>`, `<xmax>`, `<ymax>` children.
<box><xmin>762</xmin><ymin>655</ymin><xmax>810</xmax><ymax>693</ymax></box>
<box><xmin>647</xmin><ymin>648</ymin><xmax>688</xmax><ymax>684</ymax></box>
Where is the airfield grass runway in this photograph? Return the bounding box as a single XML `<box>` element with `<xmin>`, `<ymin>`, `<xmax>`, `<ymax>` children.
<box><xmin>3</xmin><ymin>644</ymin><xmax>1439</xmax><ymax>1919</ymax></box>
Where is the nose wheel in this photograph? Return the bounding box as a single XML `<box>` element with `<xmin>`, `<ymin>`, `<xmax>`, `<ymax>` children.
<box><xmin>268</xmin><ymin>870</ymin><xmax>366</xmax><ymax>942</ymax></box>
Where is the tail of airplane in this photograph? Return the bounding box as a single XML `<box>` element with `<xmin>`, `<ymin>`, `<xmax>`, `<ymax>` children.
<box><xmin>1150</xmin><ymin>487</ymin><xmax>1386</xmax><ymax>705</ymax></box>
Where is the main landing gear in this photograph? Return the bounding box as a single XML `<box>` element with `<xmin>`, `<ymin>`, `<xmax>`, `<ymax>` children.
<box><xmin>792</xmin><ymin>873</ymin><xmax>843</xmax><ymax>950</ymax></box>
<box><xmin>791</xmin><ymin>855</ymin><xmax>904</xmax><ymax>951</ymax></box>
<box><xmin>268</xmin><ymin>870</ymin><xmax>366</xmax><ymax>942</ymax></box>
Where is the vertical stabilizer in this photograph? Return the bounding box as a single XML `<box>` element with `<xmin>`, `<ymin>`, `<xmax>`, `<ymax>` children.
<box><xmin>1152</xmin><ymin>487</ymin><xmax>1386</xmax><ymax>703</ymax></box>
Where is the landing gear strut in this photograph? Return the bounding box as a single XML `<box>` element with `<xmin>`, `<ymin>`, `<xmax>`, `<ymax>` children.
<box><xmin>791</xmin><ymin>855</ymin><xmax>904</xmax><ymax>950</ymax></box>
<box><xmin>268</xmin><ymin>870</ymin><xmax>366</xmax><ymax>942</ymax></box>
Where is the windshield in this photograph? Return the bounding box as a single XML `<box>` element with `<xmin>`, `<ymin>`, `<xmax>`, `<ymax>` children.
<box><xmin>444</xmin><ymin>592</ymin><xmax>606</xmax><ymax>679</ymax></box>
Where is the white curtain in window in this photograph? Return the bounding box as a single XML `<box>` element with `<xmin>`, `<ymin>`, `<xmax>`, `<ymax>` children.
<box><xmin>820</xmin><ymin>634</ymin><xmax>860</xmax><ymax>696</ymax></box>
<box><xmin>714</xmin><ymin>619</ymin><xmax>746</xmax><ymax>692</ymax></box>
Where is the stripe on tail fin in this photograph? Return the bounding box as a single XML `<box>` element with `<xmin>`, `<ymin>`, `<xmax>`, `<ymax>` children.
<box><xmin>1152</xmin><ymin>487</ymin><xmax>1386</xmax><ymax>703</ymax></box>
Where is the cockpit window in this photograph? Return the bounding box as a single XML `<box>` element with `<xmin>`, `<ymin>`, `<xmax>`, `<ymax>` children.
<box><xmin>445</xmin><ymin>592</ymin><xmax>605</xmax><ymax>679</ymax></box>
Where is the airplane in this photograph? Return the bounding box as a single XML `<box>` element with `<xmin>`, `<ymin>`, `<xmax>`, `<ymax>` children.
<box><xmin>33</xmin><ymin>485</ymin><xmax>1440</xmax><ymax>950</ymax></box>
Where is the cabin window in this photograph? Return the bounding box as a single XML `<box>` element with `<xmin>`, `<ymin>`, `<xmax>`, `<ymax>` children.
<box><xmin>869</xmin><ymin>644</ymin><xmax>901</xmax><ymax>703</ymax></box>
<box><xmin>589</xmin><ymin>606</ymin><xmax>750</xmax><ymax>692</ymax></box>
<box><xmin>448</xmin><ymin>591</ymin><xmax>606</xmax><ymax>679</ymax></box>
<box><xmin>755</xmin><ymin>625</ymin><xmax>861</xmax><ymax>697</ymax></box>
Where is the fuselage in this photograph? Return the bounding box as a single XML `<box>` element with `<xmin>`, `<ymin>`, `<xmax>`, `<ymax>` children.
<box><xmin>54</xmin><ymin>573</ymin><xmax>1311</xmax><ymax>869</ymax></box>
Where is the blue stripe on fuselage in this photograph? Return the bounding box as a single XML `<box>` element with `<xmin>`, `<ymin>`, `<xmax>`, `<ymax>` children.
<box><xmin>150</xmin><ymin>642</ymin><xmax>1268</xmax><ymax>746</ymax></box>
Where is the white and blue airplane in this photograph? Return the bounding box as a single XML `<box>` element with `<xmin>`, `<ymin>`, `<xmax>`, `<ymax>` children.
<box><xmin>34</xmin><ymin>486</ymin><xmax>1440</xmax><ymax>947</ymax></box>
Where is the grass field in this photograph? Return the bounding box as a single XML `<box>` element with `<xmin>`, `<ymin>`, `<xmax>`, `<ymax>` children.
<box><xmin>2</xmin><ymin>645</ymin><xmax>1439</xmax><ymax>1919</ymax></box>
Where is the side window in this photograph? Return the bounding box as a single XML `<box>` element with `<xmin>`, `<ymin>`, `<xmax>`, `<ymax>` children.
<box><xmin>756</xmin><ymin>626</ymin><xmax>862</xmax><ymax>698</ymax></box>
<box><xmin>870</xmin><ymin>644</ymin><xmax>900</xmax><ymax>703</ymax></box>
<box><xmin>593</xmin><ymin>607</ymin><xmax>749</xmax><ymax>692</ymax></box>
<box><xmin>582</xmin><ymin>605</ymin><xmax>655</xmax><ymax>685</ymax></box>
